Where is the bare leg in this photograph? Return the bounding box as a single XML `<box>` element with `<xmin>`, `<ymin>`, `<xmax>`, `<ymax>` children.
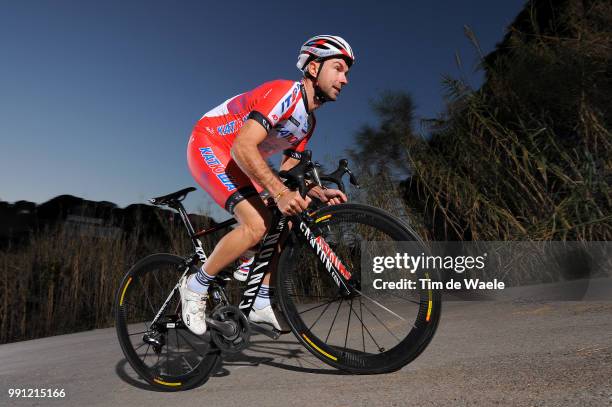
<box><xmin>200</xmin><ymin>195</ymin><xmax>272</xmax><ymax>276</ymax></box>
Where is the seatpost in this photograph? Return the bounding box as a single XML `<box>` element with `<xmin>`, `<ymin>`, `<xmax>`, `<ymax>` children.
<box><xmin>171</xmin><ymin>202</ymin><xmax>197</xmax><ymax>239</ymax></box>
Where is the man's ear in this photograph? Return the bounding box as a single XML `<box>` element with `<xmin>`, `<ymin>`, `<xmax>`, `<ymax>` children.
<box><xmin>307</xmin><ymin>60</ymin><xmax>320</xmax><ymax>78</ymax></box>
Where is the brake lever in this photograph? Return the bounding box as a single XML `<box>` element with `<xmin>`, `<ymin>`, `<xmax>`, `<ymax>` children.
<box><xmin>278</xmin><ymin>150</ymin><xmax>313</xmax><ymax>198</ymax></box>
<box><xmin>347</xmin><ymin>168</ymin><xmax>360</xmax><ymax>189</ymax></box>
<box><xmin>319</xmin><ymin>159</ymin><xmax>360</xmax><ymax>193</ymax></box>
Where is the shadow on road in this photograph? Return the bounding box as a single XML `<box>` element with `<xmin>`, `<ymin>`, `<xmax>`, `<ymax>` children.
<box><xmin>214</xmin><ymin>334</ymin><xmax>348</xmax><ymax>376</ymax></box>
<box><xmin>114</xmin><ymin>357</ymin><xmax>217</xmax><ymax>392</ymax></box>
<box><xmin>115</xmin><ymin>332</ymin><xmax>346</xmax><ymax>391</ymax></box>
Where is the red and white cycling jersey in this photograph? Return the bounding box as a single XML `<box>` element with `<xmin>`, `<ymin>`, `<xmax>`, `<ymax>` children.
<box><xmin>187</xmin><ymin>79</ymin><xmax>316</xmax><ymax>213</ymax></box>
<box><xmin>195</xmin><ymin>79</ymin><xmax>315</xmax><ymax>157</ymax></box>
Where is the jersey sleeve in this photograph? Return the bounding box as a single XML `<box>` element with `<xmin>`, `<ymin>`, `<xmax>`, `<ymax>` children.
<box><xmin>248</xmin><ymin>80</ymin><xmax>302</xmax><ymax>131</ymax></box>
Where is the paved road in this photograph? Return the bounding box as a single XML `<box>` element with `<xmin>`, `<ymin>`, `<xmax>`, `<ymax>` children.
<box><xmin>1</xmin><ymin>298</ymin><xmax>611</xmax><ymax>407</ymax></box>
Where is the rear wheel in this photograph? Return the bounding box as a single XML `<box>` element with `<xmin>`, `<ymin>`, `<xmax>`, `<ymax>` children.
<box><xmin>115</xmin><ymin>254</ymin><xmax>220</xmax><ymax>391</ymax></box>
<box><xmin>275</xmin><ymin>204</ymin><xmax>441</xmax><ymax>374</ymax></box>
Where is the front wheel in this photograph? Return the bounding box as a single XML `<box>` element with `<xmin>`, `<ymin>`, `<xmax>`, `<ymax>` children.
<box><xmin>275</xmin><ymin>204</ymin><xmax>441</xmax><ymax>374</ymax></box>
<box><xmin>115</xmin><ymin>253</ymin><xmax>220</xmax><ymax>391</ymax></box>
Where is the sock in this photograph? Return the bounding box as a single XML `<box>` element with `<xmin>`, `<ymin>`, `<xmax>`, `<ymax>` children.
<box><xmin>187</xmin><ymin>266</ymin><xmax>214</xmax><ymax>294</ymax></box>
<box><xmin>254</xmin><ymin>284</ymin><xmax>272</xmax><ymax>310</ymax></box>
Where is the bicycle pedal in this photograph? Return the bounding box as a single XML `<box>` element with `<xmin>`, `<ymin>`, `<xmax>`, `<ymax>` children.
<box><xmin>248</xmin><ymin>322</ymin><xmax>282</xmax><ymax>340</ymax></box>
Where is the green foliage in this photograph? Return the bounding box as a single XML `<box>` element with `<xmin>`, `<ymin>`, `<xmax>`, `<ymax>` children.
<box><xmin>355</xmin><ymin>0</ymin><xmax>611</xmax><ymax>241</ymax></box>
<box><xmin>349</xmin><ymin>91</ymin><xmax>417</xmax><ymax>177</ymax></box>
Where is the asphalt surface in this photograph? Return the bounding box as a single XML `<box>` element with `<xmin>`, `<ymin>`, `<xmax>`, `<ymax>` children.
<box><xmin>1</xmin><ymin>296</ymin><xmax>611</xmax><ymax>406</ymax></box>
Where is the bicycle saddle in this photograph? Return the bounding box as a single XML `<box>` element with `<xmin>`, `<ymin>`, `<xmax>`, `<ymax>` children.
<box><xmin>149</xmin><ymin>187</ymin><xmax>196</xmax><ymax>206</ymax></box>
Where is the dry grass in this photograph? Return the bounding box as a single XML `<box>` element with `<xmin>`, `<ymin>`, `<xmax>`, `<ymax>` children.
<box><xmin>0</xmin><ymin>209</ymin><xmax>218</xmax><ymax>344</ymax></box>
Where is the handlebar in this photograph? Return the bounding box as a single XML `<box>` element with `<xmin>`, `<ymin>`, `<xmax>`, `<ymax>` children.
<box><xmin>278</xmin><ymin>150</ymin><xmax>313</xmax><ymax>198</ymax></box>
<box><xmin>278</xmin><ymin>150</ymin><xmax>360</xmax><ymax>198</ymax></box>
<box><xmin>317</xmin><ymin>159</ymin><xmax>360</xmax><ymax>194</ymax></box>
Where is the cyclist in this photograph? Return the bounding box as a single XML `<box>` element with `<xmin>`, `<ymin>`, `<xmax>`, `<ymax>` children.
<box><xmin>181</xmin><ymin>35</ymin><xmax>353</xmax><ymax>335</ymax></box>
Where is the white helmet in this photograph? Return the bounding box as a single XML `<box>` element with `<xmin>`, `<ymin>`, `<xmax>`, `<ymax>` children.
<box><xmin>296</xmin><ymin>35</ymin><xmax>355</xmax><ymax>73</ymax></box>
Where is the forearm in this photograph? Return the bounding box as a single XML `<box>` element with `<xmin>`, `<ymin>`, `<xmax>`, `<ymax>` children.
<box><xmin>231</xmin><ymin>142</ymin><xmax>286</xmax><ymax>196</ymax></box>
<box><xmin>280</xmin><ymin>155</ymin><xmax>299</xmax><ymax>172</ymax></box>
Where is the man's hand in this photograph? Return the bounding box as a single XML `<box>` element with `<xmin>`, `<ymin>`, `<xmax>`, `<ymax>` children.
<box><xmin>308</xmin><ymin>186</ymin><xmax>348</xmax><ymax>206</ymax></box>
<box><xmin>276</xmin><ymin>189</ymin><xmax>312</xmax><ymax>216</ymax></box>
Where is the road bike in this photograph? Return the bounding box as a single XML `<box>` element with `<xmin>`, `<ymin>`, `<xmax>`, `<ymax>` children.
<box><xmin>115</xmin><ymin>150</ymin><xmax>441</xmax><ymax>391</ymax></box>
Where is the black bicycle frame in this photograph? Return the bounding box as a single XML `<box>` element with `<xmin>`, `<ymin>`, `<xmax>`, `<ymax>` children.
<box><xmin>174</xmin><ymin>200</ymin><xmax>354</xmax><ymax>318</ymax></box>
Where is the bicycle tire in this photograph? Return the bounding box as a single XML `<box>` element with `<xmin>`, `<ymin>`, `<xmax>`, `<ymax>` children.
<box><xmin>275</xmin><ymin>203</ymin><xmax>441</xmax><ymax>374</ymax></box>
<box><xmin>115</xmin><ymin>253</ymin><xmax>220</xmax><ymax>391</ymax></box>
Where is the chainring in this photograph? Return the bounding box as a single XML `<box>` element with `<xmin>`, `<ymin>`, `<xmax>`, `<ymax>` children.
<box><xmin>210</xmin><ymin>305</ymin><xmax>251</xmax><ymax>353</ymax></box>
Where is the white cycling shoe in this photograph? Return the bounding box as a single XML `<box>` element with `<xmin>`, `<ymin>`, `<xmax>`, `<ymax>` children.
<box><xmin>249</xmin><ymin>305</ymin><xmax>291</xmax><ymax>332</ymax></box>
<box><xmin>179</xmin><ymin>276</ymin><xmax>208</xmax><ymax>335</ymax></box>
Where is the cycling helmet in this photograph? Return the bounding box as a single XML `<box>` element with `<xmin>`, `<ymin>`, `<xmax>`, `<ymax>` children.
<box><xmin>297</xmin><ymin>35</ymin><xmax>355</xmax><ymax>103</ymax></box>
<box><xmin>296</xmin><ymin>35</ymin><xmax>355</xmax><ymax>73</ymax></box>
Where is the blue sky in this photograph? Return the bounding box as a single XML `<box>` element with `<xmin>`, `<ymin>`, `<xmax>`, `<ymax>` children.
<box><xmin>0</xmin><ymin>1</ymin><xmax>524</xmax><ymax>221</ymax></box>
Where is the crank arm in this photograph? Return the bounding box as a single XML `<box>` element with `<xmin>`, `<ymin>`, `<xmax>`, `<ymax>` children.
<box><xmin>205</xmin><ymin>317</ymin><xmax>238</xmax><ymax>337</ymax></box>
<box><xmin>248</xmin><ymin>322</ymin><xmax>281</xmax><ymax>340</ymax></box>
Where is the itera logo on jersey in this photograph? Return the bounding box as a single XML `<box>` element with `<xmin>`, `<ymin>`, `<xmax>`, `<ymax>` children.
<box><xmin>280</xmin><ymin>85</ymin><xmax>300</xmax><ymax>113</ymax></box>
<box><xmin>292</xmin><ymin>86</ymin><xmax>299</xmax><ymax>101</ymax></box>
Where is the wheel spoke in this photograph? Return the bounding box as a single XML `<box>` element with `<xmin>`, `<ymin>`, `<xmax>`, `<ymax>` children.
<box><xmin>176</xmin><ymin>331</ymin><xmax>207</xmax><ymax>359</ymax></box>
<box><xmin>123</xmin><ymin>301</ymin><xmax>152</xmax><ymax>317</ymax></box>
<box><xmin>142</xmin><ymin>344</ymin><xmax>151</xmax><ymax>364</ymax></box>
<box><xmin>152</xmin><ymin>268</ymin><xmax>166</xmax><ymax>305</ymax></box>
<box><xmin>361</xmin><ymin>302</ymin><xmax>403</xmax><ymax>341</ymax></box>
<box><xmin>350</xmin><ymin>299</ymin><xmax>384</xmax><ymax>352</ymax></box>
<box><xmin>138</xmin><ymin>279</ymin><xmax>157</xmax><ymax>315</ymax></box>
<box><xmin>297</xmin><ymin>298</ymin><xmax>340</xmax><ymax>315</ymax></box>
<box><xmin>155</xmin><ymin>350</ymin><xmax>161</xmax><ymax>371</ymax></box>
<box><xmin>307</xmin><ymin>299</ymin><xmax>335</xmax><ymax>331</ymax></box>
<box><xmin>165</xmin><ymin>338</ymin><xmax>170</xmax><ymax>376</ymax></box>
<box><xmin>359</xmin><ymin>299</ymin><xmax>365</xmax><ymax>352</ymax></box>
<box><xmin>122</xmin><ymin>302</ymin><xmax>151</xmax><ymax>330</ymax></box>
<box><xmin>387</xmin><ymin>291</ymin><xmax>421</xmax><ymax>306</ymax></box>
<box><xmin>344</xmin><ymin>298</ymin><xmax>353</xmax><ymax>349</ymax></box>
<box><xmin>325</xmin><ymin>298</ymin><xmax>343</xmax><ymax>343</ymax></box>
<box><xmin>133</xmin><ymin>341</ymin><xmax>147</xmax><ymax>351</ymax></box>
<box><xmin>289</xmin><ymin>293</ymin><xmax>336</xmax><ymax>299</ymax></box>
<box><xmin>355</xmin><ymin>289</ymin><xmax>407</xmax><ymax>322</ymax></box>
<box><xmin>181</xmin><ymin>355</ymin><xmax>194</xmax><ymax>371</ymax></box>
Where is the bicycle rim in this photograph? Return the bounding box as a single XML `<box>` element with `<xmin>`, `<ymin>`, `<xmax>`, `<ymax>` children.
<box><xmin>276</xmin><ymin>204</ymin><xmax>441</xmax><ymax>374</ymax></box>
<box><xmin>115</xmin><ymin>253</ymin><xmax>220</xmax><ymax>391</ymax></box>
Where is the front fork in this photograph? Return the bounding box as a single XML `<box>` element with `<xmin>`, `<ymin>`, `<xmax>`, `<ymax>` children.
<box><xmin>291</xmin><ymin>211</ymin><xmax>356</xmax><ymax>298</ymax></box>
